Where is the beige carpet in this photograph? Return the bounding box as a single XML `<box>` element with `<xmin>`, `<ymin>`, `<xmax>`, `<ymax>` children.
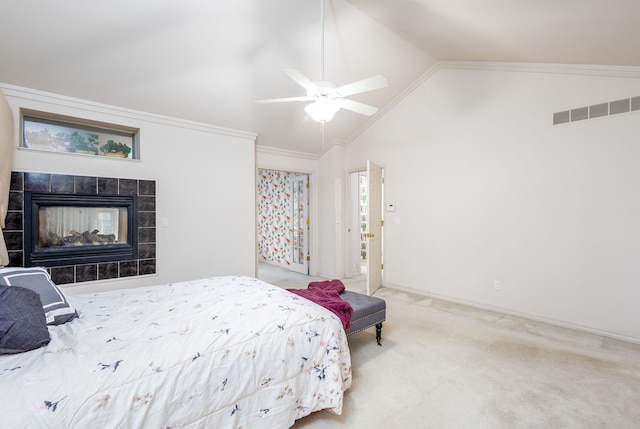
<box><xmin>258</xmin><ymin>263</ymin><xmax>640</xmax><ymax>428</ymax></box>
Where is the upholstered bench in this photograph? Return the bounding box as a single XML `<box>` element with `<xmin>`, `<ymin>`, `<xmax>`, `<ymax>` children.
<box><xmin>341</xmin><ymin>291</ymin><xmax>386</xmax><ymax>346</ymax></box>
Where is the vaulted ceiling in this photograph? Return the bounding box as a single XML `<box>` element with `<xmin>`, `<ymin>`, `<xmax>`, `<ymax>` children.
<box><xmin>1</xmin><ymin>0</ymin><xmax>639</xmax><ymax>156</ymax></box>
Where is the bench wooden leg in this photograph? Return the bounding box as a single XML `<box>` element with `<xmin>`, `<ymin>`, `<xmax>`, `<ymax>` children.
<box><xmin>375</xmin><ymin>322</ymin><xmax>383</xmax><ymax>346</ymax></box>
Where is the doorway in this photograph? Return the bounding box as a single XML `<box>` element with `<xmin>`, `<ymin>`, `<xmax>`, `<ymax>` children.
<box><xmin>348</xmin><ymin>161</ymin><xmax>383</xmax><ymax>295</ymax></box>
<box><xmin>257</xmin><ymin>169</ymin><xmax>310</xmax><ymax>275</ymax></box>
<box><xmin>348</xmin><ymin>171</ymin><xmax>369</xmax><ymax>277</ymax></box>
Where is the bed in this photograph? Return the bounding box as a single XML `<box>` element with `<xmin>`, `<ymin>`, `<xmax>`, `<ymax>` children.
<box><xmin>0</xmin><ymin>272</ymin><xmax>352</xmax><ymax>428</ymax></box>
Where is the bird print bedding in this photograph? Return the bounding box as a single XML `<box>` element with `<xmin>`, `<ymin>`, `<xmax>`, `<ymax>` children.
<box><xmin>0</xmin><ymin>276</ymin><xmax>352</xmax><ymax>428</ymax></box>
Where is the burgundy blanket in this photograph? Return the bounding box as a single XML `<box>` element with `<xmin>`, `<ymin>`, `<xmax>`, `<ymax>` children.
<box><xmin>287</xmin><ymin>280</ymin><xmax>353</xmax><ymax>330</ymax></box>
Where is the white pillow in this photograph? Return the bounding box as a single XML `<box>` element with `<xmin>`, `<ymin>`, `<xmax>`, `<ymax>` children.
<box><xmin>0</xmin><ymin>267</ymin><xmax>78</xmax><ymax>325</ymax></box>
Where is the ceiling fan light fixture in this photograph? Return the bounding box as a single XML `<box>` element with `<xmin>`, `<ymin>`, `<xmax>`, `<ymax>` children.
<box><xmin>254</xmin><ymin>0</ymin><xmax>387</xmax><ymax>125</ymax></box>
<box><xmin>304</xmin><ymin>99</ymin><xmax>340</xmax><ymax>122</ymax></box>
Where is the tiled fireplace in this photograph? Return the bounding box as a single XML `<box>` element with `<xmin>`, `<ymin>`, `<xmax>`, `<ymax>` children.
<box><xmin>3</xmin><ymin>172</ymin><xmax>156</xmax><ymax>285</ymax></box>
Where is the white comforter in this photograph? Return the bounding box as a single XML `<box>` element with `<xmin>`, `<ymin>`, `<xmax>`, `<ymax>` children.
<box><xmin>0</xmin><ymin>276</ymin><xmax>352</xmax><ymax>428</ymax></box>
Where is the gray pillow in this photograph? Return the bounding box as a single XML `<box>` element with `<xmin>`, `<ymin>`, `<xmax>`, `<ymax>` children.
<box><xmin>0</xmin><ymin>285</ymin><xmax>51</xmax><ymax>354</ymax></box>
<box><xmin>0</xmin><ymin>267</ymin><xmax>78</xmax><ymax>325</ymax></box>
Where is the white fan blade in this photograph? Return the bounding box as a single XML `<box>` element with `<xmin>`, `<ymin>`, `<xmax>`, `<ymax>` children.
<box><xmin>338</xmin><ymin>99</ymin><xmax>379</xmax><ymax>116</ymax></box>
<box><xmin>254</xmin><ymin>96</ymin><xmax>314</xmax><ymax>104</ymax></box>
<box><xmin>337</xmin><ymin>75</ymin><xmax>388</xmax><ymax>97</ymax></box>
<box><xmin>283</xmin><ymin>69</ymin><xmax>319</xmax><ymax>92</ymax></box>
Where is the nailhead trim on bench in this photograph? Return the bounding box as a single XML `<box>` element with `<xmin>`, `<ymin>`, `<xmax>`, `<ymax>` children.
<box><xmin>346</xmin><ymin>309</ymin><xmax>386</xmax><ymax>335</ymax></box>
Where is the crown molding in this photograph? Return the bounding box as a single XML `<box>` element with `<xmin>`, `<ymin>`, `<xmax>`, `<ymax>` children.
<box><xmin>437</xmin><ymin>61</ymin><xmax>640</xmax><ymax>78</ymax></box>
<box><xmin>316</xmin><ymin>137</ymin><xmax>348</xmax><ymax>158</ymax></box>
<box><xmin>256</xmin><ymin>136</ymin><xmax>349</xmax><ymax>160</ymax></box>
<box><xmin>0</xmin><ymin>82</ymin><xmax>257</xmax><ymax>141</ymax></box>
<box><xmin>256</xmin><ymin>144</ymin><xmax>319</xmax><ymax>160</ymax></box>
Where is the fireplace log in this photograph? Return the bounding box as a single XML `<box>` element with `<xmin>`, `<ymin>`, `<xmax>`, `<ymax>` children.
<box><xmin>40</xmin><ymin>229</ymin><xmax>118</xmax><ymax>247</ymax></box>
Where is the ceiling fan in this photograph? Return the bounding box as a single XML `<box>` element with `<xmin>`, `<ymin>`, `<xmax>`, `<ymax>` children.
<box><xmin>255</xmin><ymin>0</ymin><xmax>388</xmax><ymax>123</ymax></box>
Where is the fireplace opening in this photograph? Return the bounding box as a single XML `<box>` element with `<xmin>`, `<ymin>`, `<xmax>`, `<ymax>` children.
<box><xmin>25</xmin><ymin>192</ymin><xmax>138</xmax><ymax>267</ymax></box>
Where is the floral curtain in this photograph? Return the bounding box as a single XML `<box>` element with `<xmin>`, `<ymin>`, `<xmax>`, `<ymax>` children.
<box><xmin>257</xmin><ymin>169</ymin><xmax>292</xmax><ymax>266</ymax></box>
<box><xmin>0</xmin><ymin>90</ymin><xmax>14</xmax><ymax>266</ymax></box>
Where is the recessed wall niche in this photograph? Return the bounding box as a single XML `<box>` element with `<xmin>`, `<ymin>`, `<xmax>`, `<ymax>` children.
<box><xmin>3</xmin><ymin>171</ymin><xmax>156</xmax><ymax>285</ymax></box>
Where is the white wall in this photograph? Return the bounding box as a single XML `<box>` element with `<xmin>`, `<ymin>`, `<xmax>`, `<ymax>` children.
<box><xmin>344</xmin><ymin>63</ymin><xmax>640</xmax><ymax>342</ymax></box>
<box><xmin>317</xmin><ymin>144</ymin><xmax>346</xmax><ymax>278</ymax></box>
<box><xmin>2</xmin><ymin>83</ymin><xmax>257</xmax><ymax>293</ymax></box>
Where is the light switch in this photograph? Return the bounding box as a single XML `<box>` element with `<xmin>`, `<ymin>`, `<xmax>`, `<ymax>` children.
<box><xmin>161</xmin><ymin>217</ymin><xmax>169</xmax><ymax>227</ymax></box>
<box><xmin>386</xmin><ymin>203</ymin><xmax>396</xmax><ymax>212</ymax></box>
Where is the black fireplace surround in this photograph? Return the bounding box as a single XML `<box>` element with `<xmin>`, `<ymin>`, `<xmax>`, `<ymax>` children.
<box><xmin>3</xmin><ymin>172</ymin><xmax>156</xmax><ymax>285</ymax></box>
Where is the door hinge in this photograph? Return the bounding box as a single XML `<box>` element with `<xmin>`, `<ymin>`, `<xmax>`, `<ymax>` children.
<box><xmin>306</xmin><ymin>182</ymin><xmax>310</xmax><ymax>188</ymax></box>
<box><xmin>306</xmin><ymin>255</ymin><xmax>310</xmax><ymax>261</ymax></box>
<box><xmin>381</xmin><ymin>220</ymin><xmax>384</xmax><ymax>227</ymax></box>
<box><xmin>381</xmin><ymin>263</ymin><xmax>384</xmax><ymax>270</ymax></box>
<box><xmin>306</xmin><ymin>218</ymin><xmax>310</xmax><ymax>225</ymax></box>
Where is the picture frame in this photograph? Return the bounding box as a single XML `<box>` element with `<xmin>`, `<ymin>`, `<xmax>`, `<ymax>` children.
<box><xmin>21</xmin><ymin>110</ymin><xmax>139</xmax><ymax>159</ymax></box>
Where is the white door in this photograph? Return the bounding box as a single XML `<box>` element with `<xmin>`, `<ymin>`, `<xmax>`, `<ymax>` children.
<box><xmin>290</xmin><ymin>174</ymin><xmax>309</xmax><ymax>274</ymax></box>
<box><xmin>366</xmin><ymin>160</ymin><xmax>383</xmax><ymax>295</ymax></box>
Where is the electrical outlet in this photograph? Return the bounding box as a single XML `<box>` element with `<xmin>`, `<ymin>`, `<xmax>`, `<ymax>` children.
<box><xmin>493</xmin><ymin>280</ymin><xmax>501</xmax><ymax>290</ymax></box>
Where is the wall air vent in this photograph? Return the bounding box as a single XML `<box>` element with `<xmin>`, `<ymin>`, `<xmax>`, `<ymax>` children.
<box><xmin>553</xmin><ymin>95</ymin><xmax>640</xmax><ymax>125</ymax></box>
<box><xmin>589</xmin><ymin>103</ymin><xmax>608</xmax><ymax>119</ymax></box>
<box><xmin>553</xmin><ymin>111</ymin><xmax>570</xmax><ymax>125</ymax></box>
<box><xmin>610</xmin><ymin>99</ymin><xmax>630</xmax><ymax>115</ymax></box>
<box><xmin>570</xmin><ymin>107</ymin><xmax>588</xmax><ymax>122</ymax></box>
